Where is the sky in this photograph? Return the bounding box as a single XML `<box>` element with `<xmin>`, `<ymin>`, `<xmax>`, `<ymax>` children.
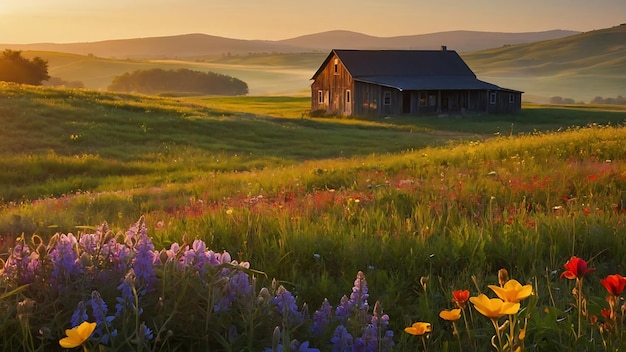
<box><xmin>0</xmin><ymin>0</ymin><xmax>624</xmax><ymax>44</ymax></box>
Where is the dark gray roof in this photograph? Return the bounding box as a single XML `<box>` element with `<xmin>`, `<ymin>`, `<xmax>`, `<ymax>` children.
<box><xmin>312</xmin><ymin>49</ymin><xmax>523</xmax><ymax>92</ymax></box>
<box><xmin>333</xmin><ymin>49</ymin><xmax>476</xmax><ymax>77</ymax></box>
<box><xmin>355</xmin><ymin>76</ymin><xmax>502</xmax><ymax>91</ymax></box>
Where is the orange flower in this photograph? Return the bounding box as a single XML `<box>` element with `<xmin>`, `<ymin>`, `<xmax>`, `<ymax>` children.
<box><xmin>439</xmin><ymin>309</ymin><xmax>462</xmax><ymax>321</ymax></box>
<box><xmin>600</xmin><ymin>274</ymin><xmax>626</xmax><ymax>296</ymax></box>
<box><xmin>469</xmin><ymin>294</ymin><xmax>520</xmax><ymax>319</ymax></box>
<box><xmin>404</xmin><ymin>322</ymin><xmax>432</xmax><ymax>336</ymax></box>
<box><xmin>560</xmin><ymin>256</ymin><xmax>594</xmax><ymax>279</ymax></box>
<box><xmin>488</xmin><ymin>279</ymin><xmax>533</xmax><ymax>303</ymax></box>
<box><xmin>451</xmin><ymin>289</ymin><xmax>470</xmax><ymax>309</ymax></box>
<box><xmin>59</xmin><ymin>321</ymin><xmax>96</xmax><ymax>348</ymax></box>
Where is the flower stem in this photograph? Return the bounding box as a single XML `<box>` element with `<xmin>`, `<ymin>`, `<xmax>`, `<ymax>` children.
<box><xmin>576</xmin><ymin>278</ymin><xmax>583</xmax><ymax>339</ymax></box>
<box><xmin>491</xmin><ymin>318</ymin><xmax>504</xmax><ymax>352</ymax></box>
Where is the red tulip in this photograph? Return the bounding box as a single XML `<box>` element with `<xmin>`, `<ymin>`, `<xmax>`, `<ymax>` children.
<box><xmin>600</xmin><ymin>274</ymin><xmax>626</xmax><ymax>296</ymax></box>
<box><xmin>560</xmin><ymin>256</ymin><xmax>595</xmax><ymax>280</ymax></box>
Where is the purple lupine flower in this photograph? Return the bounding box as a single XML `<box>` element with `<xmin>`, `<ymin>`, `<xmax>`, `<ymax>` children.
<box><xmin>128</xmin><ymin>220</ymin><xmax>157</xmax><ymax>295</ymax></box>
<box><xmin>89</xmin><ymin>290</ymin><xmax>109</xmax><ymax>327</ymax></box>
<box><xmin>138</xmin><ymin>322</ymin><xmax>154</xmax><ymax>341</ymax></box>
<box><xmin>381</xmin><ymin>330</ymin><xmax>394</xmax><ymax>351</ymax></box>
<box><xmin>49</xmin><ymin>233</ymin><xmax>82</xmax><ymax>285</ymax></box>
<box><xmin>368</xmin><ymin>301</ymin><xmax>394</xmax><ymax>351</ymax></box>
<box><xmin>115</xmin><ymin>269</ymin><xmax>143</xmax><ymax>317</ymax></box>
<box><xmin>101</xmin><ymin>238</ymin><xmax>131</xmax><ymax>274</ymax></box>
<box><xmin>290</xmin><ymin>340</ymin><xmax>321</xmax><ymax>352</ymax></box>
<box><xmin>273</xmin><ymin>285</ymin><xmax>304</xmax><ymax>327</ymax></box>
<box><xmin>1</xmin><ymin>241</ymin><xmax>38</xmax><ymax>285</ymax></box>
<box><xmin>354</xmin><ymin>324</ymin><xmax>377</xmax><ymax>352</ymax></box>
<box><xmin>78</xmin><ymin>228</ymin><xmax>101</xmax><ymax>256</ymax></box>
<box><xmin>349</xmin><ymin>271</ymin><xmax>369</xmax><ymax>313</ymax></box>
<box><xmin>334</xmin><ymin>295</ymin><xmax>353</xmax><ymax>322</ymax></box>
<box><xmin>311</xmin><ymin>298</ymin><xmax>332</xmax><ymax>336</ymax></box>
<box><xmin>330</xmin><ymin>325</ymin><xmax>353</xmax><ymax>352</ymax></box>
<box><xmin>70</xmin><ymin>301</ymin><xmax>88</xmax><ymax>328</ymax></box>
<box><xmin>88</xmin><ymin>290</ymin><xmax>116</xmax><ymax>344</ymax></box>
<box><xmin>214</xmin><ymin>268</ymin><xmax>253</xmax><ymax>312</ymax></box>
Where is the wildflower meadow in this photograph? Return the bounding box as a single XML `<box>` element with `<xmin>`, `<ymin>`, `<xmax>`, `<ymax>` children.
<box><xmin>1</xmin><ymin>86</ymin><xmax>626</xmax><ymax>351</ymax></box>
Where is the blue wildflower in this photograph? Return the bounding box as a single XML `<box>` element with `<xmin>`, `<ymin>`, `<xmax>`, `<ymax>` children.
<box><xmin>311</xmin><ymin>298</ymin><xmax>332</xmax><ymax>336</ymax></box>
<box><xmin>49</xmin><ymin>233</ymin><xmax>82</xmax><ymax>286</ymax></box>
<box><xmin>330</xmin><ymin>325</ymin><xmax>353</xmax><ymax>352</ymax></box>
<box><xmin>70</xmin><ymin>301</ymin><xmax>88</xmax><ymax>328</ymax></box>
<box><xmin>273</xmin><ymin>285</ymin><xmax>304</xmax><ymax>327</ymax></box>
<box><xmin>349</xmin><ymin>271</ymin><xmax>369</xmax><ymax>313</ymax></box>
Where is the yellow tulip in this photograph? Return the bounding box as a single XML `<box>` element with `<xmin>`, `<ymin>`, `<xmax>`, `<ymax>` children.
<box><xmin>404</xmin><ymin>322</ymin><xmax>432</xmax><ymax>336</ymax></box>
<box><xmin>439</xmin><ymin>308</ymin><xmax>462</xmax><ymax>321</ymax></box>
<box><xmin>59</xmin><ymin>321</ymin><xmax>96</xmax><ymax>348</ymax></box>
<box><xmin>488</xmin><ymin>279</ymin><xmax>533</xmax><ymax>303</ymax></box>
<box><xmin>469</xmin><ymin>294</ymin><xmax>520</xmax><ymax>319</ymax></box>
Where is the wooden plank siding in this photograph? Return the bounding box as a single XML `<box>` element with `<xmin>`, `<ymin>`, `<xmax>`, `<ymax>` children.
<box><xmin>310</xmin><ymin>53</ymin><xmax>354</xmax><ymax>116</ymax></box>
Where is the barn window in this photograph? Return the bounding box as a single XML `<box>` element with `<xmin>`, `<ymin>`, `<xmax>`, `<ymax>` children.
<box><xmin>509</xmin><ymin>94</ymin><xmax>515</xmax><ymax>103</ymax></box>
<box><xmin>490</xmin><ymin>92</ymin><xmax>497</xmax><ymax>104</ymax></box>
<box><xmin>346</xmin><ymin>90</ymin><xmax>351</xmax><ymax>103</ymax></box>
<box><xmin>383</xmin><ymin>92</ymin><xmax>391</xmax><ymax>105</ymax></box>
<box><xmin>334</xmin><ymin>59</ymin><xmax>339</xmax><ymax>75</ymax></box>
<box><xmin>318</xmin><ymin>90</ymin><xmax>324</xmax><ymax>104</ymax></box>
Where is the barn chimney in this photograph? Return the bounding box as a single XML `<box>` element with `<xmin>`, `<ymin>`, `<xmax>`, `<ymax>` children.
<box><xmin>441</xmin><ymin>45</ymin><xmax>447</xmax><ymax>52</ymax></box>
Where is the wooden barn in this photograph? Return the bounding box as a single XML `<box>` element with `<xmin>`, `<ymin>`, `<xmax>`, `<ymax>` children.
<box><xmin>310</xmin><ymin>48</ymin><xmax>523</xmax><ymax>117</ymax></box>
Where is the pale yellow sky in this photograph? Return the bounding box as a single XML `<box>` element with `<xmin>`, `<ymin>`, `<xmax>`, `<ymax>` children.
<box><xmin>1</xmin><ymin>0</ymin><xmax>624</xmax><ymax>43</ymax></box>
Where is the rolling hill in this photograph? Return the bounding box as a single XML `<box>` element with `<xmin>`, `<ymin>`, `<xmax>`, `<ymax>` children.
<box><xmin>1</xmin><ymin>30</ymin><xmax>578</xmax><ymax>59</ymax></box>
<box><xmin>277</xmin><ymin>29</ymin><xmax>579</xmax><ymax>53</ymax></box>
<box><xmin>462</xmin><ymin>24</ymin><xmax>626</xmax><ymax>102</ymax></box>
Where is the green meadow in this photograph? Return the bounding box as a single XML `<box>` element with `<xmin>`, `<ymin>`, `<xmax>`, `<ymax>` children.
<box><xmin>1</xmin><ymin>83</ymin><xmax>626</xmax><ymax>350</ymax></box>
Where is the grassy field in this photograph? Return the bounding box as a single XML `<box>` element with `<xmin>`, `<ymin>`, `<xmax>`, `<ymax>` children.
<box><xmin>1</xmin><ymin>83</ymin><xmax>626</xmax><ymax>351</ymax></box>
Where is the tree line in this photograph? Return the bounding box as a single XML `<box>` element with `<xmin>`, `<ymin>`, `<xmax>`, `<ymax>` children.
<box><xmin>0</xmin><ymin>49</ymin><xmax>49</xmax><ymax>85</ymax></box>
<box><xmin>550</xmin><ymin>95</ymin><xmax>626</xmax><ymax>105</ymax></box>
<box><xmin>108</xmin><ymin>68</ymin><xmax>248</xmax><ymax>96</ymax></box>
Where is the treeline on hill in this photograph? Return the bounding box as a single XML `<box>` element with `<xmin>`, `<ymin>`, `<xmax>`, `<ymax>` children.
<box><xmin>551</xmin><ymin>95</ymin><xmax>626</xmax><ymax>105</ymax></box>
<box><xmin>108</xmin><ymin>68</ymin><xmax>249</xmax><ymax>96</ymax></box>
<box><xmin>0</xmin><ymin>49</ymin><xmax>49</xmax><ymax>85</ymax></box>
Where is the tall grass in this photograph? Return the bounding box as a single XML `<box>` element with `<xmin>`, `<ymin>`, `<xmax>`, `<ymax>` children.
<box><xmin>1</xmin><ymin>84</ymin><xmax>626</xmax><ymax>350</ymax></box>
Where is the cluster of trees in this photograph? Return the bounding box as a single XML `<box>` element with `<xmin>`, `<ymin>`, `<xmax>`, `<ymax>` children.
<box><xmin>0</xmin><ymin>49</ymin><xmax>50</xmax><ymax>85</ymax></box>
<box><xmin>590</xmin><ymin>96</ymin><xmax>626</xmax><ymax>105</ymax></box>
<box><xmin>550</xmin><ymin>95</ymin><xmax>626</xmax><ymax>105</ymax></box>
<box><xmin>108</xmin><ymin>68</ymin><xmax>248</xmax><ymax>96</ymax></box>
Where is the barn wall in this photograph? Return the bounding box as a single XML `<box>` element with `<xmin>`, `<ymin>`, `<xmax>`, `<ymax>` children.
<box><xmin>310</xmin><ymin>53</ymin><xmax>354</xmax><ymax>116</ymax></box>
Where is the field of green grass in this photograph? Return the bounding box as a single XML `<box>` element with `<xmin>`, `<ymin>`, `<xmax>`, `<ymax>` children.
<box><xmin>1</xmin><ymin>83</ymin><xmax>626</xmax><ymax>351</ymax></box>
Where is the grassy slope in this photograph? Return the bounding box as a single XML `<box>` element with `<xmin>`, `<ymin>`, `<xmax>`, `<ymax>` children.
<box><xmin>1</xmin><ymin>83</ymin><xmax>625</xmax><ymax>205</ymax></box>
<box><xmin>463</xmin><ymin>25</ymin><xmax>626</xmax><ymax>102</ymax></box>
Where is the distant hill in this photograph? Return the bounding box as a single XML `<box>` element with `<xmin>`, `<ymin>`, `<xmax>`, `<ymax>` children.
<box><xmin>462</xmin><ymin>24</ymin><xmax>626</xmax><ymax>102</ymax></box>
<box><xmin>1</xmin><ymin>30</ymin><xmax>578</xmax><ymax>59</ymax></box>
<box><xmin>277</xmin><ymin>29</ymin><xmax>580</xmax><ymax>53</ymax></box>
